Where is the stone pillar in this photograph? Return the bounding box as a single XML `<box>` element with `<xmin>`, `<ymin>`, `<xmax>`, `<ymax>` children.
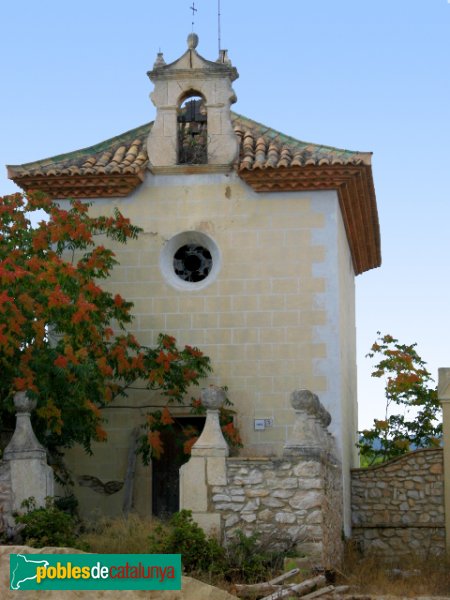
<box><xmin>438</xmin><ymin>368</ymin><xmax>450</xmax><ymax>551</ymax></box>
<box><xmin>283</xmin><ymin>389</ymin><xmax>342</xmax><ymax>567</ymax></box>
<box><xmin>284</xmin><ymin>389</ymin><xmax>331</xmax><ymax>458</ymax></box>
<box><xmin>179</xmin><ymin>386</ymin><xmax>229</xmax><ymax>534</ymax></box>
<box><xmin>3</xmin><ymin>392</ymin><xmax>54</xmax><ymax>513</ymax></box>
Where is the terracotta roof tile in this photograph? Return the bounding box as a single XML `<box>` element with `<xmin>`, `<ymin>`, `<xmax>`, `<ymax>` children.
<box><xmin>7</xmin><ymin>113</ymin><xmax>371</xmax><ymax>183</ymax></box>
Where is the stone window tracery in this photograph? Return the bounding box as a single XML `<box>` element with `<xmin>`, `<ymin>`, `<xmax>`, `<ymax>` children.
<box><xmin>173</xmin><ymin>244</ymin><xmax>212</xmax><ymax>282</ymax></box>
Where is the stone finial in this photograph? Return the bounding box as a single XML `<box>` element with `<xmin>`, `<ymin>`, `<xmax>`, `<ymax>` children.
<box><xmin>3</xmin><ymin>392</ymin><xmax>46</xmax><ymax>460</ymax></box>
<box><xmin>217</xmin><ymin>49</ymin><xmax>231</xmax><ymax>65</ymax></box>
<box><xmin>290</xmin><ymin>389</ymin><xmax>331</xmax><ymax>428</ymax></box>
<box><xmin>187</xmin><ymin>32</ymin><xmax>199</xmax><ymax>50</ymax></box>
<box><xmin>284</xmin><ymin>389</ymin><xmax>331</xmax><ymax>458</ymax></box>
<box><xmin>291</xmin><ymin>389</ymin><xmax>319</xmax><ymax>413</ymax></box>
<box><xmin>191</xmin><ymin>386</ymin><xmax>229</xmax><ymax>457</ymax></box>
<box><xmin>153</xmin><ymin>52</ymin><xmax>166</xmax><ymax>68</ymax></box>
<box><xmin>201</xmin><ymin>386</ymin><xmax>226</xmax><ymax>410</ymax></box>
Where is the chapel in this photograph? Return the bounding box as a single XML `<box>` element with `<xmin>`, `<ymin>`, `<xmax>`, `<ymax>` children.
<box><xmin>7</xmin><ymin>34</ymin><xmax>380</xmax><ymax>537</ymax></box>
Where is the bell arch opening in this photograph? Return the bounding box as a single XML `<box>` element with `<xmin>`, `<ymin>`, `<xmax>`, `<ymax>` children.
<box><xmin>177</xmin><ymin>92</ymin><xmax>207</xmax><ymax>165</ymax></box>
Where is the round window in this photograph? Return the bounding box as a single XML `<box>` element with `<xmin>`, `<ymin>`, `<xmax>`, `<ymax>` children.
<box><xmin>173</xmin><ymin>244</ymin><xmax>212</xmax><ymax>282</ymax></box>
<box><xmin>160</xmin><ymin>231</ymin><xmax>220</xmax><ymax>291</ymax></box>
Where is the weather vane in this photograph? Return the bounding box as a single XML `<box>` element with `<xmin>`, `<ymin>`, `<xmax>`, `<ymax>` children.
<box><xmin>190</xmin><ymin>2</ymin><xmax>197</xmax><ymax>31</ymax></box>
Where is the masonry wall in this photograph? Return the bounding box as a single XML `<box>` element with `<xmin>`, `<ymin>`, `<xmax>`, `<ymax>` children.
<box><xmin>351</xmin><ymin>449</ymin><xmax>445</xmax><ymax>556</ymax></box>
<box><xmin>95</xmin><ymin>172</ymin><xmax>331</xmax><ymax>452</ymax></box>
<box><xmin>313</xmin><ymin>201</ymin><xmax>357</xmax><ymax>534</ymax></box>
<box><xmin>186</xmin><ymin>451</ymin><xmax>343</xmax><ymax>568</ymax></box>
<box><xmin>60</xmin><ymin>171</ymin><xmax>357</xmax><ymax>521</ymax></box>
<box><xmin>212</xmin><ymin>457</ymin><xmax>326</xmax><ymax>556</ymax></box>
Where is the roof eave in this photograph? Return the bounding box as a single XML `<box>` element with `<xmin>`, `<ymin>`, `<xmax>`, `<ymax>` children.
<box><xmin>9</xmin><ymin>172</ymin><xmax>145</xmax><ymax>199</ymax></box>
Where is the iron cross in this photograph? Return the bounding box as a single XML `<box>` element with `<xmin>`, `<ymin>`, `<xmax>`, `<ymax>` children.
<box><xmin>190</xmin><ymin>3</ymin><xmax>198</xmax><ymax>18</ymax></box>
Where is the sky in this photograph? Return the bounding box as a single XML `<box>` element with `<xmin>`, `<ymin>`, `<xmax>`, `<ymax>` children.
<box><xmin>1</xmin><ymin>0</ymin><xmax>449</xmax><ymax>429</ymax></box>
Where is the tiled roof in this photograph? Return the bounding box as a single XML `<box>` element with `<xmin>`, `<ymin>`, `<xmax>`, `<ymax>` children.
<box><xmin>7</xmin><ymin>114</ymin><xmax>380</xmax><ymax>275</ymax></box>
<box><xmin>7</xmin><ymin>113</ymin><xmax>371</xmax><ymax>182</ymax></box>
<box><xmin>234</xmin><ymin>113</ymin><xmax>372</xmax><ymax>170</ymax></box>
<box><xmin>7</xmin><ymin>123</ymin><xmax>149</xmax><ymax>180</ymax></box>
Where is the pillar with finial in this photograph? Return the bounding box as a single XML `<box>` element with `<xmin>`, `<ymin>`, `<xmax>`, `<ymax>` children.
<box><xmin>3</xmin><ymin>392</ymin><xmax>54</xmax><ymax>513</ymax></box>
<box><xmin>179</xmin><ymin>386</ymin><xmax>229</xmax><ymax>534</ymax></box>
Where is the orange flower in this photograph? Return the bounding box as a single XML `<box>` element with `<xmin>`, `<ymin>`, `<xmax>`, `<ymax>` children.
<box><xmin>86</xmin><ymin>400</ymin><xmax>101</xmax><ymax>418</ymax></box>
<box><xmin>183</xmin><ymin>437</ymin><xmax>198</xmax><ymax>455</ymax></box>
<box><xmin>114</xmin><ymin>294</ymin><xmax>124</xmax><ymax>307</ymax></box>
<box><xmin>185</xmin><ymin>345</ymin><xmax>203</xmax><ymax>358</ymax></box>
<box><xmin>162</xmin><ymin>335</ymin><xmax>176</xmax><ymax>349</ymax></box>
<box><xmin>54</xmin><ymin>355</ymin><xmax>68</xmax><ymax>369</ymax></box>
<box><xmin>161</xmin><ymin>407</ymin><xmax>174</xmax><ymax>425</ymax></box>
<box><xmin>148</xmin><ymin>430</ymin><xmax>163</xmax><ymax>459</ymax></box>
<box><xmin>95</xmin><ymin>425</ymin><xmax>108</xmax><ymax>442</ymax></box>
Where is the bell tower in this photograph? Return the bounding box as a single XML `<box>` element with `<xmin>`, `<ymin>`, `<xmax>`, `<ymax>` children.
<box><xmin>147</xmin><ymin>34</ymin><xmax>239</xmax><ymax>170</ymax></box>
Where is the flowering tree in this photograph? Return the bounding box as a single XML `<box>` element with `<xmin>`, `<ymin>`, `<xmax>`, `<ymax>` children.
<box><xmin>358</xmin><ymin>332</ymin><xmax>442</xmax><ymax>465</ymax></box>
<box><xmin>0</xmin><ymin>191</ymin><xmax>219</xmax><ymax>460</ymax></box>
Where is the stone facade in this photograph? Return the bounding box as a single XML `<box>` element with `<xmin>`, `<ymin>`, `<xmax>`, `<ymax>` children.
<box><xmin>8</xmin><ymin>35</ymin><xmax>381</xmax><ymax>534</ymax></box>
<box><xmin>351</xmin><ymin>448</ymin><xmax>445</xmax><ymax>556</ymax></box>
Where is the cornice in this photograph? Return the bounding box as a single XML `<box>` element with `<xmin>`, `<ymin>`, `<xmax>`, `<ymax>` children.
<box><xmin>12</xmin><ymin>173</ymin><xmax>143</xmax><ymax>199</ymax></box>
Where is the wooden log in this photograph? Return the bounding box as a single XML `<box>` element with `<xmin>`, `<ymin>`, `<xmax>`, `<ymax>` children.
<box><xmin>235</xmin><ymin>582</ymin><xmax>286</xmax><ymax>594</ymax></box>
<box><xmin>122</xmin><ymin>427</ymin><xmax>139</xmax><ymax>515</ymax></box>
<box><xmin>235</xmin><ymin>567</ymin><xmax>301</xmax><ymax>594</ymax></box>
<box><xmin>301</xmin><ymin>585</ymin><xmax>335</xmax><ymax>599</ymax></box>
<box><xmin>330</xmin><ymin>585</ymin><xmax>350</xmax><ymax>595</ymax></box>
<box><xmin>260</xmin><ymin>575</ymin><xmax>326</xmax><ymax>600</ymax></box>
<box><xmin>268</xmin><ymin>568</ymin><xmax>300</xmax><ymax>585</ymax></box>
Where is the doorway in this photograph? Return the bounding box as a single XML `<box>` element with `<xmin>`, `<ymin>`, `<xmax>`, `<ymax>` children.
<box><xmin>151</xmin><ymin>416</ymin><xmax>205</xmax><ymax>518</ymax></box>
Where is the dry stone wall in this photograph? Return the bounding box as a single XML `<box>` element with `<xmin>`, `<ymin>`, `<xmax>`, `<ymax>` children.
<box><xmin>211</xmin><ymin>457</ymin><xmax>328</xmax><ymax>558</ymax></box>
<box><xmin>351</xmin><ymin>448</ymin><xmax>444</xmax><ymax>556</ymax></box>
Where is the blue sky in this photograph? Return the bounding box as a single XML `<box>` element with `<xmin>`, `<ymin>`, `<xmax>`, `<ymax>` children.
<box><xmin>1</xmin><ymin>0</ymin><xmax>449</xmax><ymax>428</ymax></box>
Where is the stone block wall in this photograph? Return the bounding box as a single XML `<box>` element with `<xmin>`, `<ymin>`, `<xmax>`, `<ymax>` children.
<box><xmin>351</xmin><ymin>448</ymin><xmax>444</xmax><ymax>556</ymax></box>
<box><xmin>211</xmin><ymin>457</ymin><xmax>328</xmax><ymax>558</ymax></box>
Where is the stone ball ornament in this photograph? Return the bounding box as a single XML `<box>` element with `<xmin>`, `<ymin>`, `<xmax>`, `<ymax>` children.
<box><xmin>13</xmin><ymin>391</ymin><xmax>37</xmax><ymax>414</ymax></box>
<box><xmin>187</xmin><ymin>32</ymin><xmax>199</xmax><ymax>49</ymax></box>
<box><xmin>201</xmin><ymin>386</ymin><xmax>226</xmax><ymax>410</ymax></box>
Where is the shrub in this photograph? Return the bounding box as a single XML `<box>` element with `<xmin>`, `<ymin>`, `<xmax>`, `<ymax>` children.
<box><xmin>148</xmin><ymin>510</ymin><xmax>225</xmax><ymax>575</ymax></box>
<box><xmin>223</xmin><ymin>530</ymin><xmax>286</xmax><ymax>583</ymax></box>
<box><xmin>14</xmin><ymin>497</ymin><xmax>80</xmax><ymax>548</ymax></box>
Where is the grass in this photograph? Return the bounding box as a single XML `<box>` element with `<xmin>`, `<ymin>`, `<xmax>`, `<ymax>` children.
<box><xmin>78</xmin><ymin>514</ymin><xmax>164</xmax><ymax>554</ymax></box>
<box><xmin>337</xmin><ymin>542</ymin><xmax>450</xmax><ymax>597</ymax></box>
<box><xmin>78</xmin><ymin>516</ymin><xmax>450</xmax><ymax>596</ymax></box>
